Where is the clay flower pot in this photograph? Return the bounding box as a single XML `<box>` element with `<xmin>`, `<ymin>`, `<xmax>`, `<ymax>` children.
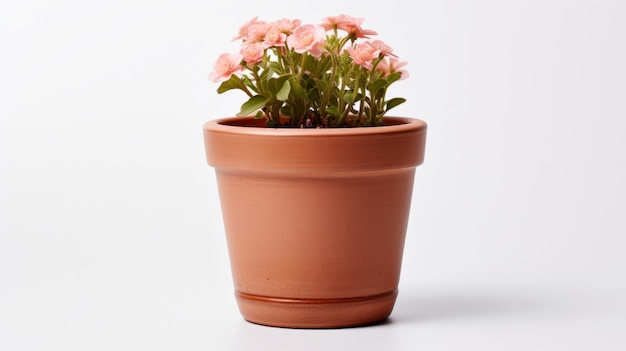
<box><xmin>203</xmin><ymin>116</ymin><xmax>427</xmax><ymax>328</ymax></box>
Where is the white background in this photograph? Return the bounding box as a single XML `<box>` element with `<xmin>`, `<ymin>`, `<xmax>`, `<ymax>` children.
<box><xmin>1</xmin><ymin>0</ymin><xmax>625</xmax><ymax>350</ymax></box>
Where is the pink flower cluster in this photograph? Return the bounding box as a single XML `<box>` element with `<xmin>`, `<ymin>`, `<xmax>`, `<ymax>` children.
<box><xmin>208</xmin><ymin>15</ymin><xmax>408</xmax><ymax>83</ymax></box>
<box><xmin>320</xmin><ymin>14</ymin><xmax>378</xmax><ymax>38</ymax></box>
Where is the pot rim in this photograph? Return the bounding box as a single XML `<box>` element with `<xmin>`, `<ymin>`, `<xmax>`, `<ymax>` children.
<box><xmin>203</xmin><ymin>116</ymin><xmax>426</xmax><ymax>137</ymax></box>
<box><xmin>203</xmin><ymin>116</ymin><xmax>427</xmax><ymax>173</ymax></box>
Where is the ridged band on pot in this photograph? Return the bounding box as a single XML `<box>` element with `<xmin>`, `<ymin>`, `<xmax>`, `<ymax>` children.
<box><xmin>204</xmin><ymin>116</ymin><xmax>427</xmax><ymax>328</ymax></box>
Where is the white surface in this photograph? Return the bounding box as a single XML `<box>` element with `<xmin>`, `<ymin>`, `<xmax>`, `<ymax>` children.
<box><xmin>1</xmin><ymin>0</ymin><xmax>625</xmax><ymax>350</ymax></box>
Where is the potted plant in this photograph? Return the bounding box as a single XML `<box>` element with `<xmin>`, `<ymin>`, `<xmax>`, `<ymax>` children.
<box><xmin>203</xmin><ymin>14</ymin><xmax>427</xmax><ymax>328</ymax></box>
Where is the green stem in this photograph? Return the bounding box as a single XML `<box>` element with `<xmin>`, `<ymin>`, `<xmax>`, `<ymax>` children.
<box><xmin>319</xmin><ymin>55</ymin><xmax>338</xmax><ymax>120</ymax></box>
<box><xmin>368</xmin><ymin>57</ymin><xmax>384</xmax><ymax>125</ymax></box>
<box><xmin>337</xmin><ymin>62</ymin><xmax>359</xmax><ymax>126</ymax></box>
<box><xmin>357</xmin><ymin>67</ymin><xmax>367</xmax><ymax>125</ymax></box>
<box><xmin>296</xmin><ymin>52</ymin><xmax>307</xmax><ymax>83</ymax></box>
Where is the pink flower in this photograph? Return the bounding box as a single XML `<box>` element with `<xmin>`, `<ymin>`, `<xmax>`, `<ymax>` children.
<box><xmin>244</xmin><ymin>22</ymin><xmax>270</xmax><ymax>43</ymax></box>
<box><xmin>263</xmin><ymin>18</ymin><xmax>302</xmax><ymax>47</ymax></box>
<box><xmin>347</xmin><ymin>42</ymin><xmax>381</xmax><ymax>69</ymax></box>
<box><xmin>264</xmin><ymin>26</ymin><xmax>287</xmax><ymax>47</ymax></box>
<box><xmin>240</xmin><ymin>42</ymin><xmax>266</xmax><ymax>64</ymax></box>
<box><xmin>369</xmin><ymin>40</ymin><xmax>396</xmax><ymax>57</ymax></box>
<box><xmin>208</xmin><ymin>53</ymin><xmax>244</xmax><ymax>83</ymax></box>
<box><xmin>376</xmin><ymin>57</ymin><xmax>409</xmax><ymax>80</ymax></box>
<box><xmin>272</xmin><ymin>18</ymin><xmax>302</xmax><ymax>35</ymax></box>
<box><xmin>321</xmin><ymin>14</ymin><xmax>377</xmax><ymax>38</ymax></box>
<box><xmin>232</xmin><ymin>16</ymin><xmax>267</xmax><ymax>42</ymax></box>
<box><xmin>286</xmin><ymin>24</ymin><xmax>326</xmax><ymax>57</ymax></box>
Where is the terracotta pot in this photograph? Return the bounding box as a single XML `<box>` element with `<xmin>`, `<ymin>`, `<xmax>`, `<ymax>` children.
<box><xmin>203</xmin><ymin>116</ymin><xmax>427</xmax><ymax>328</ymax></box>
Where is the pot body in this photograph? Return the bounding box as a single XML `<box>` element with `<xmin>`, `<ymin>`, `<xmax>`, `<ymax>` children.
<box><xmin>203</xmin><ymin>116</ymin><xmax>427</xmax><ymax>328</ymax></box>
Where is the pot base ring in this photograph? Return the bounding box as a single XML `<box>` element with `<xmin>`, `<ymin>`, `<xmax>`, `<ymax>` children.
<box><xmin>234</xmin><ymin>289</ymin><xmax>398</xmax><ymax>328</ymax></box>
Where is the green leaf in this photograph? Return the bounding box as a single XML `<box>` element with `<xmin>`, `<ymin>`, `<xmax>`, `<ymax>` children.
<box><xmin>268</xmin><ymin>62</ymin><xmax>283</xmax><ymax>74</ymax></box>
<box><xmin>386</xmin><ymin>72</ymin><xmax>403</xmax><ymax>84</ymax></box>
<box><xmin>316</xmin><ymin>78</ymin><xmax>329</xmax><ymax>94</ymax></box>
<box><xmin>289</xmin><ymin>78</ymin><xmax>307</xmax><ymax>99</ymax></box>
<box><xmin>357</xmin><ymin>73</ymin><xmax>368</xmax><ymax>87</ymax></box>
<box><xmin>237</xmin><ymin>95</ymin><xmax>268</xmax><ymax>116</ymax></box>
<box><xmin>241</xmin><ymin>76</ymin><xmax>258</xmax><ymax>94</ymax></box>
<box><xmin>325</xmin><ymin>105</ymin><xmax>340</xmax><ymax>116</ymax></box>
<box><xmin>280</xmin><ymin>105</ymin><xmax>293</xmax><ymax>117</ymax></box>
<box><xmin>276</xmin><ymin>80</ymin><xmax>291</xmax><ymax>101</ymax></box>
<box><xmin>307</xmin><ymin>87</ymin><xmax>320</xmax><ymax>101</ymax></box>
<box><xmin>254</xmin><ymin>111</ymin><xmax>264</xmax><ymax>119</ymax></box>
<box><xmin>259</xmin><ymin>79</ymin><xmax>270</xmax><ymax>96</ymax></box>
<box><xmin>343</xmin><ymin>91</ymin><xmax>355</xmax><ymax>104</ymax></box>
<box><xmin>303</xmin><ymin>54</ymin><xmax>318</xmax><ymax>73</ymax></box>
<box><xmin>385</xmin><ymin>97</ymin><xmax>406</xmax><ymax>111</ymax></box>
<box><xmin>319</xmin><ymin>55</ymin><xmax>332</xmax><ymax>74</ymax></box>
<box><xmin>368</xmin><ymin>79</ymin><xmax>388</xmax><ymax>94</ymax></box>
<box><xmin>268</xmin><ymin>74</ymin><xmax>290</xmax><ymax>89</ymax></box>
<box><xmin>217</xmin><ymin>75</ymin><xmax>248</xmax><ymax>94</ymax></box>
<box><xmin>265</xmin><ymin>74</ymin><xmax>291</xmax><ymax>103</ymax></box>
